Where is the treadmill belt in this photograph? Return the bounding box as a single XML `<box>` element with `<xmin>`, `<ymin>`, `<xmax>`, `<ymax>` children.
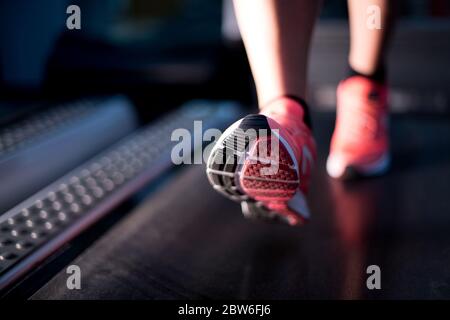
<box><xmin>31</xmin><ymin>113</ymin><xmax>450</xmax><ymax>300</ymax></box>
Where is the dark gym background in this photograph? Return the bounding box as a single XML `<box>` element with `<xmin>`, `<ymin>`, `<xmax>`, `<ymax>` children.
<box><xmin>0</xmin><ymin>0</ymin><xmax>450</xmax><ymax>300</ymax></box>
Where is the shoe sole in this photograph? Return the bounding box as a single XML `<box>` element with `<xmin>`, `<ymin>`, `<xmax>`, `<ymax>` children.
<box><xmin>206</xmin><ymin>114</ymin><xmax>310</xmax><ymax>226</ymax></box>
<box><xmin>326</xmin><ymin>152</ymin><xmax>391</xmax><ymax>180</ymax></box>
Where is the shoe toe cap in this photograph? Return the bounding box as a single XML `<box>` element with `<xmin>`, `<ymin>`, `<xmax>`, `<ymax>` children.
<box><xmin>326</xmin><ymin>154</ymin><xmax>347</xmax><ymax>178</ymax></box>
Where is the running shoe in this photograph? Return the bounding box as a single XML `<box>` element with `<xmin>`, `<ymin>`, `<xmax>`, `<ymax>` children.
<box><xmin>206</xmin><ymin>97</ymin><xmax>316</xmax><ymax>226</ymax></box>
<box><xmin>327</xmin><ymin>76</ymin><xmax>390</xmax><ymax>179</ymax></box>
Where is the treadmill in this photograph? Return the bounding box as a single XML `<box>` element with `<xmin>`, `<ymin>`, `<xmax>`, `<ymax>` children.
<box><xmin>0</xmin><ymin>0</ymin><xmax>251</xmax><ymax>299</ymax></box>
<box><xmin>0</xmin><ymin>96</ymin><xmax>242</xmax><ymax>297</ymax></box>
<box><xmin>0</xmin><ymin>0</ymin><xmax>247</xmax><ymax>297</ymax></box>
<box><xmin>2</xmin><ymin>0</ymin><xmax>450</xmax><ymax>302</ymax></box>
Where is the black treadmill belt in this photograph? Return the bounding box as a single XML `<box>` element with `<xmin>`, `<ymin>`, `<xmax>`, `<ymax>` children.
<box><xmin>31</xmin><ymin>113</ymin><xmax>450</xmax><ymax>300</ymax></box>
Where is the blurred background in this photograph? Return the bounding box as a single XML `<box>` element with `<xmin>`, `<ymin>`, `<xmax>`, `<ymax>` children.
<box><xmin>1</xmin><ymin>0</ymin><xmax>450</xmax><ymax>114</ymax></box>
<box><xmin>1</xmin><ymin>0</ymin><xmax>450</xmax><ymax>300</ymax></box>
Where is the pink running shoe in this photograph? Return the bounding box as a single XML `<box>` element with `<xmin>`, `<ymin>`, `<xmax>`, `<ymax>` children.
<box><xmin>206</xmin><ymin>97</ymin><xmax>316</xmax><ymax>226</ymax></box>
<box><xmin>327</xmin><ymin>76</ymin><xmax>390</xmax><ymax>179</ymax></box>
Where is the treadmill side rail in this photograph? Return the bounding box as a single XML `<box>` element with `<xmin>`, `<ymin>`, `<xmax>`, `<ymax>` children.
<box><xmin>0</xmin><ymin>100</ymin><xmax>242</xmax><ymax>295</ymax></box>
<box><xmin>0</xmin><ymin>96</ymin><xmax>138</xmax><ymax>213</ymax></box>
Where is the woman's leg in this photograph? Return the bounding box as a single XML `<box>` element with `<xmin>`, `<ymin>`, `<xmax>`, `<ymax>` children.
<box><xmin>327</xmin><ymin>0</ymin><xmax>395</xmax><ymax>180</ymax></box>
<box><xmin>348</xmin><ymin>0</ymin><xmax>394</xmax><ymax>77</ymax></box>
<box><xmin>206</xmin><ymin>0</ymin><xmax>321</xmax><ymax>226</ymax></box>
<box><xmin>233</xmin><ymin>0</ymin><xmax>321</xmax><ymax>107</ymax></box>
